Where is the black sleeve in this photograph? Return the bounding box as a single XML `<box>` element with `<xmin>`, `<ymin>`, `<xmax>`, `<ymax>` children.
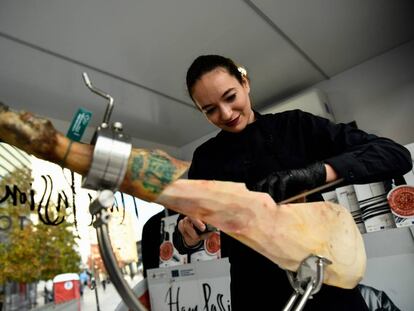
<box><xmin>187</xmin><ymin>146</ymin><xmax>208</xmax><ymax>179</ymax></box>
<box><xmin>141</xmin><ymin>211</ymin><xmax>164</xmax><ymax>277</ymax></box>
<box><xmin>172</xmin><ymin>214</ymin><xmax>187</xmax><ymax>254</ymax></box>
<box><xmin>293</xmin><ymin>110</ymin><xmax>412</xmax><ymax>184</ymax></box>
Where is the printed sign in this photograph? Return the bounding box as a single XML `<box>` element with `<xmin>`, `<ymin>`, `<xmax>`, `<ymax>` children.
<box><xmin>159</xmin><ymin>214</ymin><xmax>187</xmax><ymax>267</ymax></box>
<box><xmin>147</xmin><ymin>258</ymin><xmax>231</xmax><ymax>311</ymax></box>
<box><xmin>64</xmin><ymin>281</ymin><xmax>74</xmax><ymax>290</ymax></box>
<box><xmin>159</xmin><ymin>214</ymin><xmax>221</xmax><ymax>267</ymax></box>
<box><xmin>335</xmin><ymin>185</ymin><xmax>366</xmax><ymax>234</ymax></box>
<box><xmin>354</xmin><ymin>182</ymin><xmax>396</xmax><ymax>232</ymax></box>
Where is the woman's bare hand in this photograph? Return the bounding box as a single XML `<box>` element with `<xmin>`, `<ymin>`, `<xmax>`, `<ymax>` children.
<box><xmin>177</xmin><ymin>216</ymin><xmax>212</xmax><ymax>247</ymax></box>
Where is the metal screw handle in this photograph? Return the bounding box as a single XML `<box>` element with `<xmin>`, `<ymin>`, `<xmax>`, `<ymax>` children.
<box><xmin>82</xmin><ymin>72</ymin><xmax>114</xmax><ymax>126</ymax></box>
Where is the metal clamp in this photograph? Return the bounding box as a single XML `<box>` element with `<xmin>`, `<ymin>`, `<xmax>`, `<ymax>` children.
<box><xmin>283</xmin><ymin>255</ymin><xmax>332</xmax><ymax>311</ymax></box>
<box><xmin>82</xmin><ymin>125</ymin><xmax>131</xmax><ymax>191</ymax></box>
<box><xmin>81</xmin><ymin>73</ymin><xmax>132</xmax><ymax>191</ymax></box>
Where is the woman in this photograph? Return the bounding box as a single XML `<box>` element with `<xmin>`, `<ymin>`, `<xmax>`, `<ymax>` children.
<box><xmin>173</xmin><ymin>55</ymin><xmax>411</xmax><ymax>310</ymax></box>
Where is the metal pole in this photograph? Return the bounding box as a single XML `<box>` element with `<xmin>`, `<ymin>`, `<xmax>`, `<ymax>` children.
<box><xmin>94</xmin><ymin>287</ymin><xmax>100</xmax><ymax>311</ymax></box>
<box><xmin>92</xmin><ymin>259</ymin><xmax>101</xmax><ymax>311</ymax></box>
<box><xmin>96</xmin><ymin>223</ymin><xmax>147</xmax><ymax>310</ymax></box>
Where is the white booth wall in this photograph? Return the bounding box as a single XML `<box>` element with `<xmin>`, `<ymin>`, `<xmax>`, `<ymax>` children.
<box><xmin>315</xmin><ymin>40</ymin><xmax>414</xmax><ymax>146</ymax></box>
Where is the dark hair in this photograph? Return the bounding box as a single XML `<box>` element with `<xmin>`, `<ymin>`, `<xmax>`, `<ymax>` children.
<box><xmin>186</xmin><ymin>55</ymin><xmax>245</xmax><ymax>101</ymax></box>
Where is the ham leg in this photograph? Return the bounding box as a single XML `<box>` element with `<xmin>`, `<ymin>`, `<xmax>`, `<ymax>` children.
<box><xmin>0</xmin><ymin>104</ymin><xmax>366</xmax><ymax>288</ymax></box>
<box><xmin>157</xmin><ymin>180</ymin><xmax>366</xmax><ymax>289</ymax></box>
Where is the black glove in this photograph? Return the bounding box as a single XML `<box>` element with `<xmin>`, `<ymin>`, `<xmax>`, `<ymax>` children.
<box><xmin>252</xmin><ymin>162</ymin><xmax>326</xmax><ymax>202</ymax></box>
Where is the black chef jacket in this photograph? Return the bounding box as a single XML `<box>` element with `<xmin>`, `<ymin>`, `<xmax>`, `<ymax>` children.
<box><xmin>175</xmin><ymin>110</ymin><xmax>412</xmax><ymax>311</ymax></box>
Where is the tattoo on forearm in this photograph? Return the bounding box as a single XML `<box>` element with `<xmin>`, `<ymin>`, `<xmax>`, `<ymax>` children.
<box><xmin>130</xmin><ymin>151</ymin><xmax>176</xmax><ymax>194</ymax></box>
<box><xmin>131</xmin><ymin>156</ymin><xmax>144</xmax><ymax>180</ymax></box>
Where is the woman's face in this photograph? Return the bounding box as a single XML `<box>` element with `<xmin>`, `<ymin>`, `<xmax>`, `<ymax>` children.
<box><xmin>191</xmin><ymin>67</ymin><xmax>255</xmax><ymax>133</ymax></box>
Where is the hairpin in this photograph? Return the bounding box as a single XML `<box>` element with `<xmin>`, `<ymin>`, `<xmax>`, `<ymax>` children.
<box><xmin>238</xmin><ymin>67</ymin><xmax>247</xmax><ymax>77</ymax></box>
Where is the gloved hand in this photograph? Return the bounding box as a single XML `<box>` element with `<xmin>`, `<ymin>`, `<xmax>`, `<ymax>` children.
<box><xmin>252</xmin><ymin>162</ymin><xmax>327</xmax><ymax>202</ymax></box>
